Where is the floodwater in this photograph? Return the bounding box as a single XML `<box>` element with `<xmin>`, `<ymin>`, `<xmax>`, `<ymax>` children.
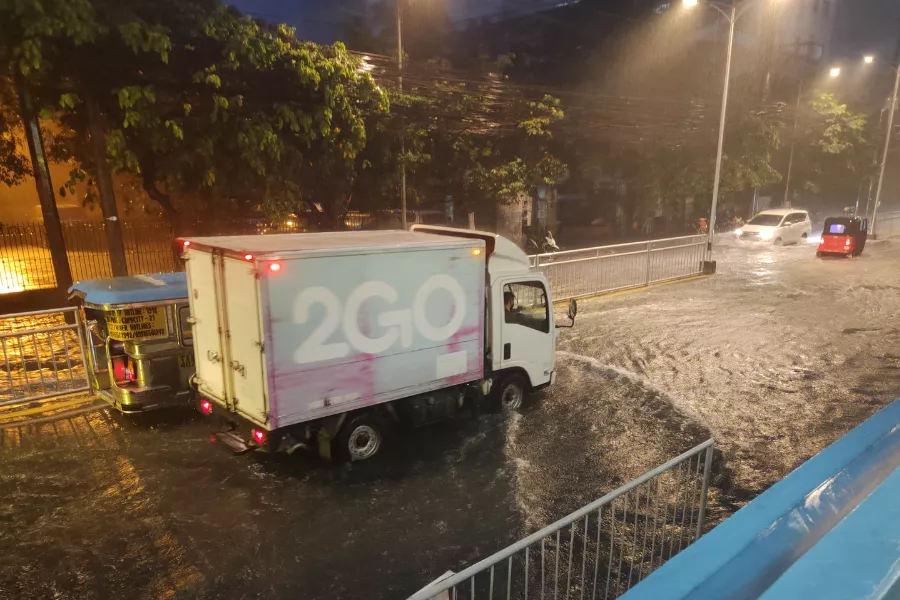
<box><xmin>2</xmin><ymin>238</ymin><xmax>900</xmax><ymax>599</ymax></box>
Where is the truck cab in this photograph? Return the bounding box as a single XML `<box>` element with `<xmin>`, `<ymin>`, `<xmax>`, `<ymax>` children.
<box><xmin>411</xmin><ymin>226</ymin><xmax>559</xmax><ymax>407</ymax></box>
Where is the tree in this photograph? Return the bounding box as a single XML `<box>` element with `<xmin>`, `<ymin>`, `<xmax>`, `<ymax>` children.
<box><xmin>347</xmin><ymin>57</ymin><xmax>566</xmax><ymax>228</ymax></box>
<box><xmin>790</xmin><ymin>92</ymin><xmax>871</xmax><ymax>203</ymax></box>
<box><xmin>0</xmin><ymin>0</ymin><xmax>104</xmax><ymax>289</ymax></box>
<box><xmin>42</xmin><ymin>2</ymin><xmax>386</xmax><ymax>233</ymax></box>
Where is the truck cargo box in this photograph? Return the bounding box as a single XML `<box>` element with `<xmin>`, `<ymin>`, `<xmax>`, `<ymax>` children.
<box><xmin>183</xmin><ymin>231</ymin><xmax>486</xmax><ymax>430</ymax></box>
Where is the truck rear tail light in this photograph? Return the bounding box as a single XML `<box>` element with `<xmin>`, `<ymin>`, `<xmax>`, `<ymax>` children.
<box><xmin>183</xmin><ymin>240</ymin><xmax>191</xmax><ymax>247</ymax></box>
<box><xmin>252</xmin><ymin>429</ymin><xmax>266</xmax><ymax>445</ymax></box>
<box><xmin>244</xmin><ymin>254</ymin><xmax>253</xmax><ymax>261</ymax></box>
<box><xmin>200</xmin><ymin>399</ymin><xmax>212</xmax><ymax>415</ymax></box>
<box><xmin>845</xmin><ymin>239</ymin><xmax>851</xmax><ymax>246</ymax></box>
<box><xmin>268</xmin><ymin>263</ymin><xmax>281</xmax><ymax>273</ymax></box>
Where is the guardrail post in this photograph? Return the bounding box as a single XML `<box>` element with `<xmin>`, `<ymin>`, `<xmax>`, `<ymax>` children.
<box><xmin>696</xmin><ymin>443</ymin><xmax>715</xmax><ymax>540</ymax></box>
<box><xmin>645</xmin><ymin>240</ymin><xmax>652</xmax><ymax>285</ymax></box>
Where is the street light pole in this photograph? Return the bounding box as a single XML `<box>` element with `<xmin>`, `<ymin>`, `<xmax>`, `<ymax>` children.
<box><xmin>397</xmin><ymin>0</ymin><xmax>408</xmax><ymax>230</ymax></box>
<box><xmin>782</xmin><ymin>78</ymin><xmax>803</xmax><ymax>208</ymax></box>
<box><xmin>707</xmin><ymin>3</ymin><xmax>738</xmax><ymax>255</ymax></box>
<box><xmin>870</xmin><ymin>64</ymin><xmax>900</xmax><ymax>238</ymax></box>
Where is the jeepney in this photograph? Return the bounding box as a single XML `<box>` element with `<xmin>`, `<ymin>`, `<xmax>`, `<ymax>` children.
<box><xmin>69</xmin><ymin>273</ymin><xmax>195</xmax><ymax>413</ymax></box>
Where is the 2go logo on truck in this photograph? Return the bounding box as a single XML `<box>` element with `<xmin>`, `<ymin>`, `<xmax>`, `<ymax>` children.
<box><xmin>292</xmin><ymin>274</ymin><xmax>468</xmax><ymax>364</ymax></box>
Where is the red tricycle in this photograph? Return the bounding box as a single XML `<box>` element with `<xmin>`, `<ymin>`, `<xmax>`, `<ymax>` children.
<box><xmin>816</xmin><ymin>216</ymin><xmax>868</xmax><ymax>258</ymax></box>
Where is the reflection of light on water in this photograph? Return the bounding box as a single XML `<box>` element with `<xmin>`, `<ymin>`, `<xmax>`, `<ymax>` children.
<box><xmin>807</xmin><ymin>235</ymin><xmax>822</xmax><ymax>244</ymax></box>
<box><xmin>757</xmin><ymin>254</ymin><xmax>776</xmax><ymax>265</ymax></box>
<box><xmin>0</xmin><ymin>259</ymin><xmax>28</xmax><ymax>294</ymax></box>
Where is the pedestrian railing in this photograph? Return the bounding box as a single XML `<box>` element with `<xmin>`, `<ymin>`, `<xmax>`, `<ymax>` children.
<box><xmin>531</xmin><ymin>236</ymin><xmax>707</xmax><ymax>302</ymax></box>
<box><xmin>873</xmin><ymin>211</ymin><xmax>900</xmax><ymax>240</ymax></box>
<box><xmin>0</xmin><ymin>308</ymin><xmax>90</xmax><ymax>407</ymax></box>
<box><xmin>409</xmin><ymin>440</ymin><xmax>716</xmax><ymax>600</ymax></box>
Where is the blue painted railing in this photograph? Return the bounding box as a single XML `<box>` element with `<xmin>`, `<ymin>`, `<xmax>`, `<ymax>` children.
<box><xmin>623</xmin><ymin>400</ymin><xmax>900</xmax><ymax>600</ymax></box>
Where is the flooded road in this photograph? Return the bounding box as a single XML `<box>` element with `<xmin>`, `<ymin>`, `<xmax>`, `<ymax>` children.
<box><xmin>2</xmin><ymin>239</ymin><xmax>900</xmax><ymax>599</ymax></box>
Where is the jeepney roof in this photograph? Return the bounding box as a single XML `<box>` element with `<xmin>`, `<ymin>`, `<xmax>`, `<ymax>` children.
<box><xmin>68</xmin><ymin>273</ymin><xmax>187</xmax><ymax>306</ymax></box>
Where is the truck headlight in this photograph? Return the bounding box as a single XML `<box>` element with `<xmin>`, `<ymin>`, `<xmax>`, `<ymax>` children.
<box><xmin>735</xmin><ymin>228</ymin><xmax>743</xmax><ymax>236</ymax></box>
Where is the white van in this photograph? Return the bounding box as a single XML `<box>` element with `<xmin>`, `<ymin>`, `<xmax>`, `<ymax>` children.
<box><xmin>736</xmin><ymin>209</ymin><xmax>812</xmax><ymax>245</ymax></box>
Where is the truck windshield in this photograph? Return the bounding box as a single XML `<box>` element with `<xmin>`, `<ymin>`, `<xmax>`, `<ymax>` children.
<box><xmin>504</xmin><ymin>282</ymin><xmax>549</xmax><ymax>334</ymax></box>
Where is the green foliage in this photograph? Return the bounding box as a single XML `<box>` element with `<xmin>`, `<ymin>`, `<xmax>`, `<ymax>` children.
<box><xmin>792</xmin><ymin>92</ymin><xmax>871</xmax><ymax>197</ymax></box>
<box><xmin>353</xmin><ymin>75</ymin><xmax>566</xmax><ymax>215</ymax></box>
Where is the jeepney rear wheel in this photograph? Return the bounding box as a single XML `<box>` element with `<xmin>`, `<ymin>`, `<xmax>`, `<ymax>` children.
<box><xmin>334</xmin><ymin>413</ymin><xmax>385</xmax><ymax>462</ymax></box>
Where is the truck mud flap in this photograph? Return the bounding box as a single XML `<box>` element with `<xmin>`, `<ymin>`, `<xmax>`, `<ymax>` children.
<box><xmin>215</xmin><ymin>430</ymin><xmax>252</xmax><ymax>454</ymax></box>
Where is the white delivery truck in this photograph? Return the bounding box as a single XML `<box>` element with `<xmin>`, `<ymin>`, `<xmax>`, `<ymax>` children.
<box><xmin>181</xmin><ymin>226</ymin><xmax>575</xmax><ymax>460</ymax></box>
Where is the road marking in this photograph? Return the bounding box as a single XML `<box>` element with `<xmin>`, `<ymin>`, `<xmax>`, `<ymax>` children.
<box><xmin>554</xmin><ymin>274</ymin><xmax>710</xmax><ymax>306</ymax></box>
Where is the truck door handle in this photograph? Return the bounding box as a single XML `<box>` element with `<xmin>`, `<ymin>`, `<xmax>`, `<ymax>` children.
<box><xmin>230</xmin><ymin>360</ymin><xmax>246</xmax><ymax>377</ymax></box>
<box><xmin>504</xmin><ymin>343</ymin><xmax>511</xmax><ymax>360</ymax></box>
<box><xmin>207</xmin><ymin>350</ymin><xmax>220</xmax><ymax>363</ymax></box>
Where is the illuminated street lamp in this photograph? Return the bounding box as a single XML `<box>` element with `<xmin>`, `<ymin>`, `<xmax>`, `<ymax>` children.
<box><xmin>864</xmin><ymin>54</ymin><xmax>900</xmax><ymax>238</ymax></box>
<box><xmin>829</xmin><ymin>67</ymin><xmax>841</xmax><ymax>77</ymax></box>
<box><xmin>684</xmin><ymin>0</ymin><xmax>786</xmax><ymax>262</ymax></box>
<box><xmin>864</xmin><ymin>55</ymin><xmax>875</xmax><ymax>65</ymax></box>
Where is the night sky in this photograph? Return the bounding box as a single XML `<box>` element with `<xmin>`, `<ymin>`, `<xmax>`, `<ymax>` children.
<box><xmin>228</xmin><ymin>0</ymin><xmax>900</xmax><ymax>59</ymax></box>
<box><xmin>832</xmin><ymin>0</ymin><xmax>900</xmax><ymax>61</ymax></box>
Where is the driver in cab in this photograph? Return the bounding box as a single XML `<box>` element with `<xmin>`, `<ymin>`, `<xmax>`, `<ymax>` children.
<box><xmin>505</xmin><ymin>291</ymin><xmax>524</xmax><ymax>325</ymax></box>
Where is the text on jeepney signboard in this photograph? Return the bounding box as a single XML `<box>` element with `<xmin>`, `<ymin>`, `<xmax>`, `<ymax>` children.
<box><xmin>105</xmin><ymin>307</ymin><xmax>167</xmax><ymax>341</ymax></box>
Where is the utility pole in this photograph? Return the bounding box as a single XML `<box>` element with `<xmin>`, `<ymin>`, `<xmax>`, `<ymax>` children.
<box><xmin>870</xmin><ymin>63</ymin><xmax>900</xmax><ymax>238</ymax></box>
<box><xmin>397</xmin><ymin>0</ymin><xmax>408</xmax><ymax>230</ymax></box>
<box><xmin>86</xmin><ymin>94</ymin><xmax>128</xmax><ymax>277</ymax></box>
<box><xmin>16</xmin><ymin>77</ymin><xmax>73</xmax><ymax>292</ymax></box>
<box><xmin>782</xmin><ymin>78</ymin><xmax>804</xmax><ymax>208</ymax></box>
<box><xmin>707</xmin><ymin>3</ymin><xmax>737</xmax><ymax>257</ymax></box>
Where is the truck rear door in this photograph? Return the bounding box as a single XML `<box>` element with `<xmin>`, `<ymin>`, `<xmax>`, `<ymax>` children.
<box><xmin>186</xmin><ymin>251</ymin><xmax>227</xmax><ymax>404</ymax></box>
<box><xmin>221</xmin><ymin>257</ymin><xmax>268</xmax><ymax>425</ymax></box>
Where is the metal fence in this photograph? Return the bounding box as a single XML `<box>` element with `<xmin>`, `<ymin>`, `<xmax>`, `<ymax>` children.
<box><xmin>0</xmin><ymin>307</ymin><xmax>90</xmax><ymax>407</ymax></box>
<box><xmin>409</xmin><ymin>440</ymin><xmax>716</xmax><ymax>600</ymax></box>
<box><xmin>531</xmin><ymin>236</ymin><xmax>707</xmax><ymax>302</ymax></box>
<box><xmin>0</xmin><ymin>220</ymin><xmax>178</xmax><ymax>292</ymax></box>
<box><xmin>873</xmin><ymin>211</ymin><xmax>900</xmax><ymax>240</ymax></box>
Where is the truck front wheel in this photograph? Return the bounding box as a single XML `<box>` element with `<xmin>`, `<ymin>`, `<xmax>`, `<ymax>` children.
<box><xmin>334</xmin><ymin>414</ymin><xmax>385</xmax><ymax>462</ymax></box>
<box><xmin>497</xmin><ymin>374</ymin><xmax>528</xmax><ymax>411</ymax></box>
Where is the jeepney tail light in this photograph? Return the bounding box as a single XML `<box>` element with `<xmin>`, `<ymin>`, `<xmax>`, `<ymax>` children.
<box><xmin>252</xmin><ymin>429</ymin><xmax>266</xmax><ymax>445</ymax></box>
<box><xmin>112</xmin><ymin>356</ymin><xmax>135</xmax><ymax>384</ymax></box>
<box><xmin>845</xmin><ymin>239</ymin><xmax>852</xmax><ymax>246</ymax></box>
<box><xmin>200</xmin><ymin>399</ymin><xmax>212</xmax><ymax>415</ymax></box>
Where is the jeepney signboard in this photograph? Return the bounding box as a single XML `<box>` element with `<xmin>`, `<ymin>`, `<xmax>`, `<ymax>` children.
<box><xmin>105</xmin><ymin>307</ymin><xmax>168</xmax><ymax>341</ymax></box>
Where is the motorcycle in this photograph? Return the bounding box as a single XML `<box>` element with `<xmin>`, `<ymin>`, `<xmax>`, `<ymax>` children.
<box><xmin>527</xmin><ymin>230</ymin><xmax>560</xmax><ymax>255</ymax></box>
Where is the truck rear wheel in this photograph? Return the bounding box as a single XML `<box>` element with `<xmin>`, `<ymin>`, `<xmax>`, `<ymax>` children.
<box><xmin>497</xmin><ymin>374</ymin><xmax>528</xmax><ymax>411</ymax></box>
<box><xmin>334</xmin><ymin>414</ymin><xmax>385</xmax><ymax>462</ymax></box>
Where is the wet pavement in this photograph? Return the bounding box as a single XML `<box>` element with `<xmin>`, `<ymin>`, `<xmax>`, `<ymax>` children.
<box><xmin>3</xmin><ymin>238</ymin><xmax>900</xmax><ymax>599</ymax></box>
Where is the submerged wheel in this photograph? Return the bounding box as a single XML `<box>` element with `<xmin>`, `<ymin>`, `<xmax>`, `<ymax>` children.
<box><xmin>774</xmin><ymin>238</ymin><xmax>784</xmax><ymax>246</ymax></box>
<box><xmin>497</xmin><ymin>374</ymin><xmax>528</xmax><ymax>411</ymax></box>
<box><xmin>334</xmin><ymin>414</ymin><xmax>385</xmax><ymax>462</ymax></box>
<box><xmin>816</xmin><ymin>251</ymin><xmax>823</xmax><ymax>258</ymax></box>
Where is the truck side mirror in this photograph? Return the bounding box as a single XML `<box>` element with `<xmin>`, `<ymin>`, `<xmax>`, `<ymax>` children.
<box><xmin>558</xmin><ymin>299</ymin><xmax>577</xmax><ymax>329</ymax></box>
